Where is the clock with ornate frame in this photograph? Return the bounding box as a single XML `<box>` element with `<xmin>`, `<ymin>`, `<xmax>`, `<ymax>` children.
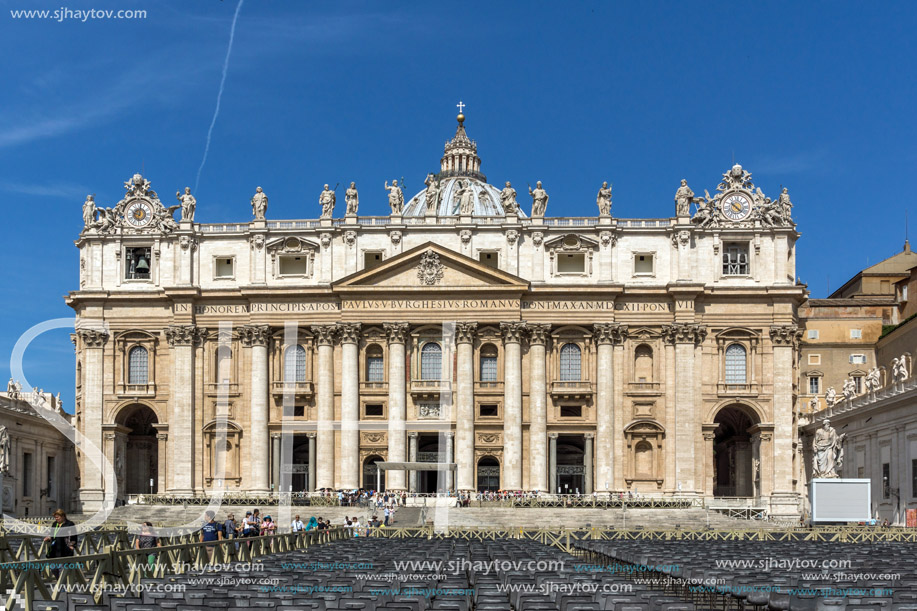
<box><xmin>125</xmin><ymin>199</ymin><xmax>153</xmax><ymax>228</ymax></box>
<box><xmin>721</xmin><ymin>192</ymin><xmax>753</xmax><ymax>222</ymax></box>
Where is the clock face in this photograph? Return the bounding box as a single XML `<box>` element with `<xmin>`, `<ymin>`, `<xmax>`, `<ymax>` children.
<box><xmin>126</xmin><ymin>200</ymin><xmax>153</xmax><ymax>227</ymax></box>
<box><xmin>721</xmin><ymin>193</ymin><xmax>752</xmax><ymax>221</ymax></box>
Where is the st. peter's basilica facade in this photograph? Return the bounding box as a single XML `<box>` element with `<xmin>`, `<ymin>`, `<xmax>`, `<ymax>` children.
<box><xmin>69</xmin><ymin>114</ymin><xmax>805</xmax><ymax>517</ymax></box>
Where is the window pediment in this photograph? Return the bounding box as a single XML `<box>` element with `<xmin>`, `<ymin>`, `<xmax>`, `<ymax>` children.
<box><xmin>266</xmin><ymin>236</ymin><xmax>319</xmax><ymax>254</ymax></box>
<box><xmin>543</xmin><ymin>233</ymin><xmax>599</xmax><ymax>251</ymax></box>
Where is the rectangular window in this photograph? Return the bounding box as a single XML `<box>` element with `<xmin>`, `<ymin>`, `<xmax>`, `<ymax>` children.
<box><xmin>560</xmin><ymin>405</ymin><xmax>583</xmax><ymax>418</ymax></box>
<box><xmin>293</xmin><ymin>405</ymin><xmax>305</xmax><ymax>417</ymax></box>
<box><xmin>47</xmin><ymin>456</ymin><xmax>55</xmax><ymax>499</ymax></box>
<box><xmin>363</xmin><ymin>251</ymin><xmax>383</xmax><ymax>270</ymax></box>
<box><xmin>634</xmin><ymin>253</ymin><xmax>654</xmax><ymax>275</ymax></box>
<box><xmin>124</xmin><ymin>246</ymin><xmax>152</xmax><ymax>280</ymax></box>
<box><xmin>480</xmin><ymin>356</ymin><xmax>498</xmax><ymax>382</ymax></box>
<box><xmin>367</xmin><ymin>357</ymin><xmax>384</xmax><ymax>382</ymax></box>
<box><xmin>214</xmin><ymin>257</ymin><xmax>234</xmax><ymax>279</ymax></box>
<box><xmin>557</xmin><ymin>253</ymin><xmax>586</xmax><ymax>274</ymax></box>
<box><xmin>278</xmin><ymin>255</ymin><xmax>308</xmax><ymax>276</ymax></box>
<box><xmin>364</xmin><ymin>404</ymin><xmax>384</xmax><ymax>417</ymax></box>
<box><xmin>723</xmin><ymin>243</ymin><xmax>749</xmax><ymax>275</ymax></box>
<box><xmin>903</xmin><ymin>285</ymin><xmax>909</xmax><ymax>301</ymax></box>
<box><xmin>853</xmin><ymin>376</ymin><xmax>863</xmax><ymax>394</ymax></box>
<box><xmin>807</xmin><ymin>329</ymin><xmax>819</xmax><ymax>340</ymax></box>
<box><xmin>808</xmin><ymin>354</ymin><xmax>821</xmax><ymax>365</ymax></box>
<box><xmin>883</xmin><ymin>463</ymin><xmax>890</xmax><ymax>499</ymax></box>
<box><xmin>850</xmin><ymin>329</ymin><xmax>862</xmax><ymax>339</ymax></box>
<box><xmin>849</xmin><ymin>354</ymin><xmax>867</xmax><ymax>365</ymax></box>
<box><xmin>808</xmin><ymin>376</ymin><xmax>820</xmax><ymax>394</ymax></box>
<box><xmin>479</xmin><ymin>251</ymin><xmax>498</xmax><ymax>268</ymax></box>
<box><xmin>479</xmin><ymin>404</ymin><xmax>498</xmax><ymax>418</ymax></box>
<box><xmin>23</xmin><ymin>453</ymin><xmax>32</xmax><ymax>497</ymax></box>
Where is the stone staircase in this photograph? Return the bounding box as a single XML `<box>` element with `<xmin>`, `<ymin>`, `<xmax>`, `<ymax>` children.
<box><xmin>72</xmin><ymin>504</ymin><xmax>770</xmax><ymax>531</ymax></box>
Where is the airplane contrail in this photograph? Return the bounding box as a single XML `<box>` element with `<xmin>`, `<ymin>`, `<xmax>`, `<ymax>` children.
<box><xmin>194</xmin><ymin>0</ymin><xmax>245</xmax><ymax>194</ymax></box>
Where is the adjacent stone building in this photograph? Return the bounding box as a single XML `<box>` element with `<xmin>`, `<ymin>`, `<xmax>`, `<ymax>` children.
<box><xmin>68</xmin><ymin>114</ymin><xmax>806</xmax><ymax>517</ymax></box>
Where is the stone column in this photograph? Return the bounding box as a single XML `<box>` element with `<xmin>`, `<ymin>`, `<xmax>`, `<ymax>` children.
<box><xmin>500</xmin><ymin>321</ymin><xmax>526</xmax><ymax>490</ymax></box>
<box><xmin>584</xmin><ymin>433</ymin><xmax>594</xmax><ymax>495</ymax></box>
<box><xmin>549</xmin><ymin>433</ymin><xmax>558</xmax><ymax>494</ymax></box>
<box><xmin>312</xmin><ymin>325</ymin><xmax>338</xmax><ymax>490</ymax></box>
<box><xmin>532</xmin><ymin>232</ymin><xmax>545</xmax><ymax>282</ymax></box>
<box><xmin>156</xmin><ymin>432</ymin><xmax>168</xmax><ymax>493</ymax></box>
<box><xmin>663</xmin><ymin>323</ymin><xmax>706</xmax><ymax>494</ymax></box>
<box><xmin>444</xmin><ymin>431</ymin><xmax>455</xmax><ymax>492</ymax></box>
<box><xmin>528</xmin><ymin>324</ymin><xmax>550</xmax><ymax>492</ymax></box>
<box><xmin>76</xmin><ymin>328</ymin><xmax>108</xmax><ymax>509</ymax></box>
<box><xmin>307</xmin><ymin>432</ymin><xmax>317</xmax><ymax>492</ymax></box>
<box><xmin>703</xmin><ymin>427</ymin><xmax>717</xmax><ymax>497</ymax></box>
<box><xmin>384</xmin><ymin>323</ymin><xmax>409</xmax><ymax>491</ymax></box>
<box><xmin>593</xmin><ymin>323</ymin><xmax>625</xmax><ymax>494</ymax></box>
<box><xmin>408</xmin><ymin>432</ymin><xmax>419</xmax><ymax>493</ymax></box>
<box><xmin>455</xmin><ymin>323</ymin><xmax>477</xmax><ymax>491</ymax></box>
<box><xmin>271</xmin><ymin>434</ymin><xmax>281</xmax><ymax>492</ymax></box>
<box><xmin>664</xmin><ymin>339</ymin><xmax>676</xmax><ymax>493</ymax></box>
<box><xmin>241</xmin><ymin>324</ymin><xmax>270</xmax><ymax>493</ymax></box>
<box><xmin>770</xmin><ymin>326</ymin><xmax>799</xmax><ymax>495</ymax></box>
<box><xmin>165</xmin><ymin>325</ymin><xmax>204</xmax><ymax>495</ymax></box>
<box><xmin>339</xmin><ymin>323</ymin><xmax>361</xmax><ymax>490</ymax></box>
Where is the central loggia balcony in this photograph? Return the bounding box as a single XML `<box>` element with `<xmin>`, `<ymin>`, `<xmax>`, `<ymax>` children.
<box><xmin>411</xmin><ymin>379</ymin><xmax>452</xmax><ymax>399</ymax></box>
<box><xmin>550</xmin><ymin>380</ymin><xmax>594</xmax><ymax>400</ymax></box>
<box><xmin>271</xmin><ymin>380</ymin><xmax>314</xmax><ymax>400</ymax></box>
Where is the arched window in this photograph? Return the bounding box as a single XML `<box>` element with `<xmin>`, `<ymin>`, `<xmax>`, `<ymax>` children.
<box><xmin>366</xmin><ymin>344</ymin><xmax>384</xmax><ymax>382</ymax></box>
<box><xmin>725</xmin><ymin>344</ymin><xmax>747</xmax><ymax>384</ymax></box>
<box><xmin>559</xmin><ymin>343</ymin><xmax>582</xmax><ymax>381</ymax></box>
<box><xmin>128</xmin><ymin>346</ymin><xmax>148</xmax><ymax>384</ymax></box>
<box><xmin>480</xmin><ymin>343</ymin><xmax>498</xmax><ymax>382</ymax></box>
<box><xmin>420</xmin><ymin>342</ymin><xmax>442</xmax><ymax>381</ymax></box>
<box><xmin>634</xmin><ymin>344</ymin><xmax>654</xmax><ymax>383</ymax></box>
<box><xmin>284</xmin><ymin>345</ymin><xmax>307</xmax><ymax>382</ymax></box>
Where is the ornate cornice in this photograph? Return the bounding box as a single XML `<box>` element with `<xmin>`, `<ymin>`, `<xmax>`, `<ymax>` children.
<box><xmin>165</xmin><ymin>325</ymin><xmax>207</xmax><ymax>347</ymax></box>
<box><xmin>661</xmin><ymin>323</ymin><xmax>707</xmax><ymax>345</ymax></box>
<box><xmin>383</xmin><ymin>322</ymin><xmax>410</xmax><ymax>344</ymax></box>
<box><xmin>527</xmin><ymin>323</ymin><xmax>551</xmax><ymax>346</ymax></box>
<box><xmin>239</xmin><ymin>324</ymin><xmax>271</xmax><ymax>347</ymax></box>
<box><xmin>770</xmin><ymin>325</ymin><xmax>801</xmax><ymax>348</ymax></box>
<box><xmin>311</xmin><ymin>324</ymin><xmax>339</xmax><ymax>346</ymax></box>
<box><xmin>76</xmin><ymin>328</ymin><xmax>109</xmax><ymax>348</ymax></box>
<box><xmin>455</xmin><ymin>322</ymin><xmax>478</xmax><ymax>344</ymax></box>
<box><xmin>337</xmin><ymin>322</ymin><xmax>362</xmax><ymax>344</ymax></box>
<box><xmin>593</xmin><ymin>323</ymin><xmax>627</xmax><ymax>345</ymax></box>
<box><xmin>499</xmin><ymin>321</ymin><xmax>527</xmax><ymax>344</ymax></box>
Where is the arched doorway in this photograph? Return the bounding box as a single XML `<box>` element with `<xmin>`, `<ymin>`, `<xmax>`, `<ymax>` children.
<box><xmin>477</xmin><ymin>456</ymin><xmax>500</xmax><ymax>491</ymax></box>
<box><xmin>712</xmin><ymin>405</ymin><xmax>758</xmax><ymax>497</ymax></box>
<box><xmin>117</xmin><ymin>404</ymin><xmax>159</xmax><ymax>495</ymax></box>
<box><xmin>363</xmin><ymin>455</ymin><xmax>384</xmax><ymax>491</ymax></box>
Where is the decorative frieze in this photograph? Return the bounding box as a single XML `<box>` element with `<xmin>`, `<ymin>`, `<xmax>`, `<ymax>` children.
<box><xmin>455</xmin><ymin>322</ymin><xmax>478</xmax><ymax>344</ymax></box>
<box><xmin>499</xmin><ymin>321</ymin><xmax>527</xmax><ymax>344</ymax></box>
<box><xmin>476</xmin><ymin>432</ymin><xmax>501</xmax><ymax>445</ymax></box>
<box><xmin>360</xmin><ymin>432</ymin><xmax>386</xmax><ymax>445</ymax></box>
<box><xmin>593</xmin><ymin>323</ymin><xmax>628</xmax><ymax>345</ymax></box>
<box><xmin>165</xmin><ymin>325</ymin><xmax>207</xmax><ymax>347</ymax></box>
<box><xmin>238</xmin><ymin>324</ymin><xmax>270</xmax><ymax>347</ymax></box>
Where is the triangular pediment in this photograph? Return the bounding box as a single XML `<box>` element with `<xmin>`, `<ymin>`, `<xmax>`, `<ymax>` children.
<box><xmin>334</xmin><ymin>242</ymin><xmax>529</xmax><ymax>292</ymax></box>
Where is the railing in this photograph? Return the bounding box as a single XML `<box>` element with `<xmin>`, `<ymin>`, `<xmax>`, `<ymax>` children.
<box><xmin>626</xmin><ymin>381</ymin><xmax>662</xmax><ymax>393</ymax></box>
<box><xmin>360</xmin><ymin>381</ymin><xmax>386</xmax><ymax>391</ymax></box>
<box><xmin>410</xmin><ymin>379</ymin><xmax>451</xmax><ymax>395</ymax></box>
<box><xmin>205</xmin><ymin>382</ymin><xmax>239</xmax><ymax>396</ymax></box>
<box><xmin>717</xmin><ymin>382</ymin><xmax>759</xmax><ymax>395</ymax></box>
<box><xmin>474</xmin><ymin>381</ymin><xmax>503</xmax><ymax>391</ymax></box>
<box><xmin>116</xmin><ymin>383</ymin><xmax>155</xmax><ymax>396</ymax></box>
<box><xmin>199</xmin><ymin>223</ymin><xmax>248</xmax><ymax>233</ymax></box>
<box><xmin>550</xmin><ymin>380</ymin><xmax>593</xmax><ymax>397</ymax></box>
<box><xmin>271</xmin><ymin>380</ymin><xmax>314</xmax><ymax>397</ymax></box>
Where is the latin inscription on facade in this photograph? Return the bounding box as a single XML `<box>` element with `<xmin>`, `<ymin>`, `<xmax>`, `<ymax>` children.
<box><xmin>175</xmin><ymin>300</ymin><xmax>679</xmax><ymax>314</ymax></box>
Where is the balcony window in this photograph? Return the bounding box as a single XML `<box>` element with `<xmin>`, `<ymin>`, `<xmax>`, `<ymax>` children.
<box><xmin>128</xmin><ymin>346</ymin><xmax>148</xmax><ymax>384</ymax></box>
<box><xmin>808</xmin><ymin>376</ymin><xmax>820</xmax><ymax>395</ymax></box>
<box><xmin>366</xmin><ymin>345</ymin><xmax>384</xmax><ymax>382</ymax></box>
<box><xmin>559</xmin><ymin>343</ymin><xmax>582</xmax><ymax>381</ymax></box>
<box><xmin>284</xmin><ymin>345</ymin><xmax>307</xmax><ymax>382</ymax></box>
<box><xmin>420</xmin><ymin>342</ymin><xmax>442</xmax><ymax>381</ymax></box>
<box><xmin>480</xmin><ymin>344</ymin><xmax>498</xmax><ymax>382</ymax></box>
<box><xmin>724</xmin><ymin>344</ymin><xmax>747</xmax><ymax>384</ymax></box>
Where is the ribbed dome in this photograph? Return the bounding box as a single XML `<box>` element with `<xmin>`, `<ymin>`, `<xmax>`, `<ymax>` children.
<box><xmin>402</xmin><ymin>112</ymin><xmax>526</xmax><ymax>217</ymax></box>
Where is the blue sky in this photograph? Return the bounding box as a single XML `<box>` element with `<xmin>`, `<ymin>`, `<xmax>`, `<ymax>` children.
<box><xmin>2</xmin><ymin>1</ymin><xmax>914</xmax><ymax>412</ymax></box>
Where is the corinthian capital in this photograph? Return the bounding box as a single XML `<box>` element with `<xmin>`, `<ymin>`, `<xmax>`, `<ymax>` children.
<box><xmin>383</xmin><ymin>322</ymin><xmax>410</xmax><ymax>344</ymax></box>
<box><xmin>239</xmin><ymin>324</ymin><xmax>271</xmax><ymax>347</ymax></box>
<box><xmin>76</xmin><ymin>328</ymin><xmax>109</xmax><ymax>348</ymax></box>
<box><xmin>527</xmin><ymin>323</ymin><xmax>551</xmax><ymax>346</ymax></box>
<box><xmin>455</xmin><ymin>322</ymin><xmax>478</xmax><ymax>344</ymax></box>
<box><xmin>337</xmin><ymin>322</ymin><xmax>362</xmax><ymax>344</ymax></box>
<box><xmin>499</xmin><ymin>321</ymin><xmax>527</xmax><ymax>344</ymax></box>
<box><xmin>769</xmin><ymin>325</ymin><xmax>801</xmax><ymax>347</ymax></box>
<box><xmin>662</xmin><ymin>323</ymin><xmax>707</xmax><ymax>345</ymax></box>
<box><xmin>311</xmin><ymin>324</ymin><xmax>339</xmax><ymax>346</ymax></box>
<box><xmin>593</xmin><ymin>323</ymin><xmax>628</xmax><ymax>345</ymax></box>
<box><xmin>165</xmin><ymin>325</ymin><xmax>207</xmax><ymax>347</ymax></box>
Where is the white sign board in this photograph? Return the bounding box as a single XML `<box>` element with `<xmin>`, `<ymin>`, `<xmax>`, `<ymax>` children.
<box><xmin>810</xmin><ymin>478</ymin><xmax>871</xmax><ymax>523</ymax></box>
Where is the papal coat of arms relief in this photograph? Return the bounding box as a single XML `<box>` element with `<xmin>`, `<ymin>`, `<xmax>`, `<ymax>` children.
<box><xmin>417</xmin><ymin>250</ymin><xmax>444</xmax><ymax>286</ymax></box>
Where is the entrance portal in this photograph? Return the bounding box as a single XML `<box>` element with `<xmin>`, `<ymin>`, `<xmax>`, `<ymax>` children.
<box><xmin>713</xmin><ymin>406</ymin><xmax>758</xmax><ymax>497</ymax></box>
<box><xmin>117</xmin><ymin>404</ymin><xmax>159</xmax><ymax>495</ymax></box>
